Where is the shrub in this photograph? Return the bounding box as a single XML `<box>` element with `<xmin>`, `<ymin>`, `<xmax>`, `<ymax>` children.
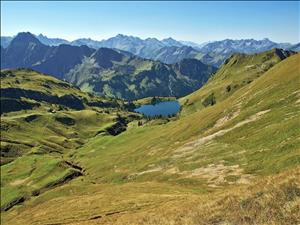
<box><xmin>226</xmin><ymin>85</ymin><xmax>231</xmax><ymax>92</ymax></box>
<box><xmin>202</xmin><ymin>93</ymin><xmax>216</xmax><ymax>107</ymax></box>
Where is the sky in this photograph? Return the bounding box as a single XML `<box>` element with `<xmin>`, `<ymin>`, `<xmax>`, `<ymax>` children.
<box><xmin>1</xmin><ymin>1</ymin><xmax>299</xmax><ymax>44</ymax></box>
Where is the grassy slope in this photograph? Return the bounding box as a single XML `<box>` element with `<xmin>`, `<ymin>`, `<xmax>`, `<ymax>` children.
<box><xmin>1</xmin><ymin>54</ymin><xmax>300</xmax><ymax>224</ymax></box>
<box><xmin>76</xmin><ymin>53</ymin><xmax>299</xmax><ymax>182</ymax></box>
<box><xmin>1</xmin><ymin>68</ymin><xmax>126</xmax><ymax>106</ymax></box>
<box><xmin>180</xmin><ymin>49</ymin><xmax>294</xmax><ymax>115</ymax></box>
<box><xmin>0</xmin><ymin>69</ymin><xmax>137</xmax><ymax>212</ymax></box>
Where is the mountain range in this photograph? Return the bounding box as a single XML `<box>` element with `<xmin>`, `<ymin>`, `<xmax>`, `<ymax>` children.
<box><xmin>2</xmin><ymin>33</ymin><xmax>299</xmax><ymax>67</ymax></box>
<box><xmin>66</xmin><ymin>50</ymin><xmax>216</xmax><ymax>99</ymax></box>
<box><xmin>1</xmin><ymin>32</ymin><xmax>216</xmax><ymax>100</ymax></box>
<box><xmin>1</xmin><ymin>33</ymin><xmax>94</xmax><ymax>80</ymax></box>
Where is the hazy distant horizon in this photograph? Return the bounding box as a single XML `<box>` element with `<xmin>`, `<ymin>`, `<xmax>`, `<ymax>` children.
<box><xmin>1</xmin><ymin>1</ymin><xmax>299</xmax><ymax>44</ymax></box>
<box><xmin>1</xmin><ymin>31</ymin><xmax>298</xmax><ymax>45</ymax></box>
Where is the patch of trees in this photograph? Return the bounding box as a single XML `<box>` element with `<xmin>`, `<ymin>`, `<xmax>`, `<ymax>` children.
<box><xmin>105</xmin><ymin>114</ymin><xmax>127</xmax><ymax>136</ymax></box>
<box><xmin>1</xmin><ymin>88</ymin><xmax>84</xmax><ymax>110</ymax></box>
<box><xmin>1</xmin><ymin>98</ymin><xmax>40</xmax><ymax>114</ymax></box>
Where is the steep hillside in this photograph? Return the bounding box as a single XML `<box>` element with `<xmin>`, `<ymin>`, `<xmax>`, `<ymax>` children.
<box><xmin>180</xmin><ymin>48</ymin><xmax>295</xmax><ymax>115</ymax></box>
<box><xmin>1</xmin><ymin>52</ymin><xmax>299</xmax><ymax>224</ymax></box>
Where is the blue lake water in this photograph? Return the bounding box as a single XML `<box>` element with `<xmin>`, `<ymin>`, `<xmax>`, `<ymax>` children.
<box><xmin>134</xmin><ymin>101</ymin><xmax>181</xmax><ymax>117</ymax></box>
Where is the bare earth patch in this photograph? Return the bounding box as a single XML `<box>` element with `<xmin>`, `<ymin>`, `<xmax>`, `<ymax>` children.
<box><xmin>213</xmin><ymin>109</ymin><xmax>240</xmax><ymax>129</ymax></box>
<box><xmin>128</xmin><ymin>166</ymin><xmax>163</xmax><ymax>179</ymax></box>
<box><xmin>184</xmin><ymin>163</ymin><xmax>254</xmax><ymax>187</ymax></box>
<box><xmin>10</xmin><ymin>177</ymin><xmax>30</xmax><ymax>186</ymax></box>
<box><xmin>173</xmin><ymin>109</ymin><xmax>271</xmax><ymax>159</ymax></box>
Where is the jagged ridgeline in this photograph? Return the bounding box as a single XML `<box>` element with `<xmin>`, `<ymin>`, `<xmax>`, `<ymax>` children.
<box><xmin>1</xmin><ymin>32</ymin><xmax>216</xmax><ymax>100</ymax></box>
<box><xmin>3</xmin><ymin>33</ymin><xmax>299</xmax><ymax>67</ymax></box>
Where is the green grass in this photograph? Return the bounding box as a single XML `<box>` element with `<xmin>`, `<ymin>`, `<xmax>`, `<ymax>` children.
<box><xmin>1</xmin><ymin>53</ymin><xmax>299</xmax><ymax>224</ymax></box>
<box><xmin>0</xmin><ymin>154</ymin><xmax>79</xmax><ymax>210</ymax></box>
<box><xmin>75</xmin><ymin>52</ymin><xmax>299</xmax><ymax>182</ymax></box>
<box><xmin>69</xmin><ymin>54</ymin><xmax>299</xmax><ymax>186</ymax></box>
<box><xmin>180</xmin><ymin>49</ymin><xmax>295</xmax><ymax>116</ymax></box>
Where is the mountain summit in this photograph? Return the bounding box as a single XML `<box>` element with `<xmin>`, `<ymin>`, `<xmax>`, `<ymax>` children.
<box><xmin>2</xmin><ymin>32</ymin><xmax>298</xmax><ymax>67</ymax></box>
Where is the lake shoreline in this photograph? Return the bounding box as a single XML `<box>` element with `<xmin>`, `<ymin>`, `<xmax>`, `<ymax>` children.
<box><xmin>134</xmin><ymin>100</ymin><xmax>181</xmax><ymax>118</ymax></box>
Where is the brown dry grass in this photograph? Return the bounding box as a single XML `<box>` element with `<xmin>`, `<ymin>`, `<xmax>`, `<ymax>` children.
<box><xmin>83</xmin><ymin>167</ymin><xmax>300</xmax><ymax>225</ymax></box>
<box><xmin>3</xmin><ymin>167</ymin><xmax>299</xmax><ymax>225</ymax></box>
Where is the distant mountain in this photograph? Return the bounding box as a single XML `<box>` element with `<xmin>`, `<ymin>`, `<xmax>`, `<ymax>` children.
<box><xmin>0</xmin><ymin>36</ymin><xmax>13</xmax><ymax>48</ymax></box>
<box><xmin>199</xmin><ymin>38</ymin><xmax>280</xmax><ymax>54</ymax></box>
<box><xmin>69</xmin><ymin>34</ymin><xmax>166</xmax><ymax>60</ymax></box>
<box><xmin>99</xmin><ymin>35</ymin><xmax>167</xmax><ymax>59</ymax></box>
<box><xmin>68</xmin><ymin>35</ymin><xmax>221</xmax><ymax>66</ymax></box>
<box><xmin>70</xmin><ymin>38</ymin><xmax>102</xmax><ymax>48</ymax></box>
<box><xmin>69</xmin><ymin>35</ymin><xmax>202</xmax><ymax>63</ymax></box>
<box><xmin>180</xmin><ymin>40</ymin><xmax>208</xmax><ymax>49</ymax></box>
<box><xmin>2</xmin><ymin>32</ymin><xmax>49</xmax><ymax>69</ymax></box>
<box><xmin>87</xmin><ymin>36</ymin><xmax>296</xmax><ymax>67</ymax></box>
<box><xmin>0</xmin><ymin>34</ymin><xmax>69</xmax><ymax>47</ymax></box>
<box><xmin>1</xmin><ymin>32</ymin><xmax>95</xmax><ymax>80</ymax></box>
<box><xmin>193</xmin><ymin>38</ymin><xmax>295</xmax><ymax>67</ymax></box>
<box><xmin>66</xmin><ymin>48</ymin><xmax>216</xmax><ymax>99</ymax></box>
<box><xmin>33</xmin><ymin>44</ymin><xmax>95</xmax><ymax>79</ymax></box>
<box><xmin>140</xmin><ymin>39</ymin><xmax>293</xmax><ymax>67</ymax></box>
<box><xmin>288</xmin><ymin>43</ymin><xmax>300</xmax><ymax>52</ymax></box>
<box><xmin>36</xmin><ymin>34</ymin><xmax>69</xmax><ymax>46</ymax></box>
<box><xmin>1</xmin><ymin>32</ymin><xmax>216</xmax><ymax>100</ymax></box>
<box><xmin>2</xmin><ymin>33</ymin><xmax>297</xmax><ymax>68</ymax></box>
<box><xmin>149</xmin><ymin>46</ymin><xmax>204</xmax><ymax>64</ymax></box>
<box><xmin>161</xmin><ymin>37</ymin><xmax>184</xmax><ymax>47</ymax></box>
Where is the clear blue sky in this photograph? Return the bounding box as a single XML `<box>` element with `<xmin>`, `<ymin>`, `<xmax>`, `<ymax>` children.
<box><xmin>1</xmin><ymin>1</ymin><xmax>299</xmax><ymax>43</ymax></box>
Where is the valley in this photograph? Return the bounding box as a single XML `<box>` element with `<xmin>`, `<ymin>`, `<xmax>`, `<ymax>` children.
<box><xmin>1</xmin><ymin>48</ymin><xmax>299</xmax><ymax>224</ymax></box>
<box><xmin>1</xmin><ymin>1</ymin><xmax>300</xmax><ymax>222</ymax></box>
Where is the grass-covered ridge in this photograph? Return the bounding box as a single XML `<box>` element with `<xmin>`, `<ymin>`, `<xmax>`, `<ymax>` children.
<box><xmin>1</xmin><ymin>52</ymin><xmax>300</xmax><ymax>224</ymax></box>
<box><xmin>180</xmin><ymin>48</ymin><xmax>295</xmax><ymax>115</ymax></box>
